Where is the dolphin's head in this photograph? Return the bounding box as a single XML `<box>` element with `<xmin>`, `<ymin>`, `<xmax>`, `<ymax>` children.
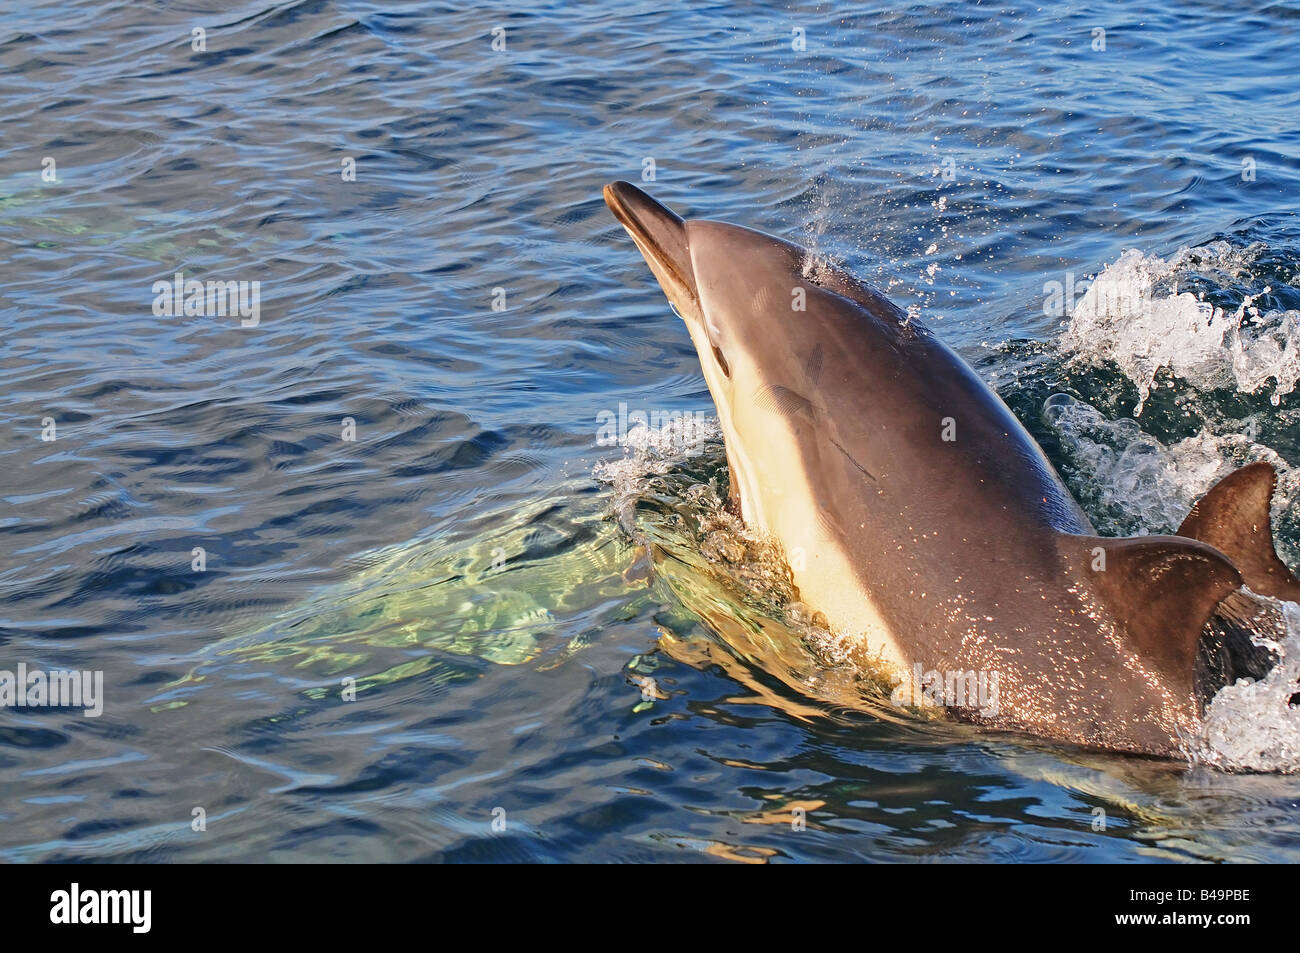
<box><xmin>604</xmin><ymin>181</ymin><xmax>785</xmax><ymax>520</ymax></box>
<box><xmin>601</xmin><ymin>180</ymin><xmax>738</xmax><ymax>408</ymax></box>
<box><xmin>603</xmin><ymin>180</ymin><xmax>909</xmax><ymax>528</ymax></box>
<box><xmin>604</xmin><ymin>177</ymin><xmax>912</xmax><ymax>379</ymax></box>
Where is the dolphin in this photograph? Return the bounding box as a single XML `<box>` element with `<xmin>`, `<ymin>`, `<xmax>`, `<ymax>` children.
<box><xmin>603</xmin><ymin>179</ymin><xmax>1300</xmax><ymax>756</ymax></box>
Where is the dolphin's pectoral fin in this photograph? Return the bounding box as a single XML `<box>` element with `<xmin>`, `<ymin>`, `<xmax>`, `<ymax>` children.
<box><xmin>1176</xmin><ymin>461</ymin><xmax>1300</xmax><ymax>603</ymax></box>
<box><xmin>1060</xmin><ymin>534</ymin><xmax>1243</xmax><ymax>699</ymax></box>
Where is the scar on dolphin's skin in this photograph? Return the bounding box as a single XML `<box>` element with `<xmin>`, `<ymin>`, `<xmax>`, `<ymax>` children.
<box><xmin>831</xmin><ymin>438</ymin><xmax>877</xmax><ymax>482</ymax></box>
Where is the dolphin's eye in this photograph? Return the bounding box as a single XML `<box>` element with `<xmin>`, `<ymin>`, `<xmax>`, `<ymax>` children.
<box><xmin>711</xmin><ymin>344</ymin><xmax>731</xmax><ymax>378</ymax></box>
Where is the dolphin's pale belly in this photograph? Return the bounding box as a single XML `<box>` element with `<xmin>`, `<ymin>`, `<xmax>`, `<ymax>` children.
<box><xmin>792</xmin><ymin>534</ymin><xmax>907</xmax><ymax>667</ymax></box>
<box><xmin>728</xmin><ymin>390</ymin><xmax>907</xmax><ymax>667</ymax></box>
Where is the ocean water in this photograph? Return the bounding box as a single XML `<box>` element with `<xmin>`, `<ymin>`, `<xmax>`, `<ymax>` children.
<box><xmin>2</xmin><ymin>0</ymin><xmax>1300</xmax><ymax>862</ymax></box>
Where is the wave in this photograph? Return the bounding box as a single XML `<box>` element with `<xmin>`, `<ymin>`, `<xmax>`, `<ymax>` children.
<box><xmin>1061</xmin><ymin>241</ymin><xmax>1300</xmax><ymax>412</ymax></box>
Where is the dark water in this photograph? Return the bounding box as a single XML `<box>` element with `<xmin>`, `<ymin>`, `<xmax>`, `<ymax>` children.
<box><xmin>2</xmin><ymin>0</ymin><xmax>1300</xmax><ymax>862</ymax></box>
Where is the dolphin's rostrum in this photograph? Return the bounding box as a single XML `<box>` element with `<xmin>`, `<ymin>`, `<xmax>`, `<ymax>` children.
<box><xmin>604</xmin><ymin>179</ymin><xmax>1300</xmax><ymax>756</ymax></box>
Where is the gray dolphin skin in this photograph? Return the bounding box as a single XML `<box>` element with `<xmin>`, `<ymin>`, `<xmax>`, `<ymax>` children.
<box><xmin>604</xmin><ymin>179</ymin><xmax>1300</xmax><ymax>756</ymax></box>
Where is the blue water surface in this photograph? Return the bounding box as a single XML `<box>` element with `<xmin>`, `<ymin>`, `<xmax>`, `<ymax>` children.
<box><xmin>1</xmin><ymin>0</ymin><xmax>1299</xmax><ymax>862</ymax></box>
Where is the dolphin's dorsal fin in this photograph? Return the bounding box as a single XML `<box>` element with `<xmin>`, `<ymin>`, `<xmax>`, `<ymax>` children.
<box><xmin>1176</xmin><ymin>462</ymin><xmax>1300</xmax><ymax>603</ymax></box>
<box><xmin>1061</xmin><ymin>534</ymin><xmax>1243</xmax><ymax>696</ymax></box>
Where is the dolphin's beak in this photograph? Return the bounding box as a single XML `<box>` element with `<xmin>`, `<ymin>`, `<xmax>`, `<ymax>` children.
<box><xmin>603</xmin><ymin>181</ymin><xmax>699</xmax><ymax>318</ymax></box>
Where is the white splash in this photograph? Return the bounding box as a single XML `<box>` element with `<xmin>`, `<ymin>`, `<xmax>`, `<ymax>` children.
<box><xmin>1042</xmin><ymin>392</ymin><xmax>1297</xmax><ymax>541</ymax></box>
<box><xmin>1194</xmin><ymin>601</ymin><xmax>1300</xmax><ymax>773</ymax></box>
<box><xmin>593</xmin><ymin>413</ymin><xmax>720</xmax><ymax>527</ymax></box>
<box><xmin>1061</xmin><ymin>242</ymin><xmax>1300</xmax><ymax>413</ymax></box>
